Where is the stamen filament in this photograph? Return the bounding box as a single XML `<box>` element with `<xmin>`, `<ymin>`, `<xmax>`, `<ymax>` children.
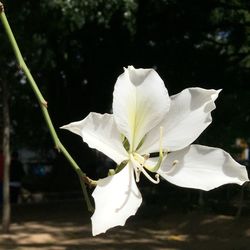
<box><xmin>130</xmin><ymin>158</ymin><xmax>141</xmax><ymax>182</ymax></box>
<box><xmin>159</xmin><ymin>126</ymin><xmax>163</xmax><ymax>158</ymax></box>
<box><xmin>140</xmin><ymin>166</ymin><xmax>160</xmax><ymax>184</ymax></box>
<box><xmin>143</xmin><ymin>126</ymin><xmax>167</xmax><ymax>172</ymax></box>
<box><xmin>131</xmin><ymin>156</ymin><xmax>160</xmax><ymax>184</ymax></box>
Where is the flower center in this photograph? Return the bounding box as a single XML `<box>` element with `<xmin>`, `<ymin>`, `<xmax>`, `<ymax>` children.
<box><xmin>130</xmin><ymin>153</ymin><xmax>160</xmax><ymax>184</ymax></box>
<box><xmin>119</xmin><ymin>126</ymin><xmax>179</xmax><ymax>183</ymax></box>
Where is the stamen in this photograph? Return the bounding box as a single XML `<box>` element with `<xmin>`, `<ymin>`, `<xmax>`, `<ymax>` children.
<box><xmin>142</xmin><ymin>126</ymin><xmax>168</xmax><ymax>172</ymax></box>
<box><xmin>143</xmin><ymin>153</ymin><xmax>167</xmax><ymax>173</ymax></box>
<box><xmin>131</xmin><ymin>159</ymin><xmax>141</xmax><ymax>182</ymax></box>
<box><xmin>132</xmin><ymin>157</ymin><xmax>160</xmax><ymax>184</ymax></box>
<box><xmin>135</xmin><ymin>170</ymin><xmax>141</xmax><ymax>182</ymax></box>
<box><xmin>140</xmin><ymin>167</ymin><xmax>160</xmax><ymax>184</ymax></box>
<box><xmin>159</xmin><ymin>126</ymin><xmax>163</xmax><ymax>158</ymax></box>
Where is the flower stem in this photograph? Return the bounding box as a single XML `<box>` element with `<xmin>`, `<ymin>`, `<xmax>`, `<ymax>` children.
<box><xmin>0</xmin><ymin>3</ymin><xmax>94</xmax><ymax>212</ymax></box>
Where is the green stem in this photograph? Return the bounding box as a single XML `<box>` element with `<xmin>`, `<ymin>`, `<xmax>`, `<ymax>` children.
<box><xmin>0</xmin><ymin>4</ymin><xmax>94</xmax><ymax>212</ymax></box>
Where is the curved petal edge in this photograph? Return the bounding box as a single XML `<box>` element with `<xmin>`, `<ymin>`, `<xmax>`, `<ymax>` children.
<box><xmin>158</xmin><ymin>144</ymin><xmax>249</xmax><ymax>191</ymax></box>
<box><xmin>139</xmin><ymin>88</ymin><xmax>221</xmax><ymax>154</ymax></box>
<box><xmin>61</xmin><ymin>112</ymin><xmax>127</xmax><ymax>164</ymax></box>
<box><xmin>113</xmin><ymin>66</ymin><xmax>170</xmax><ymax>151</ymax></box>
<box><xmin>91</xmin><ymin>164</ymin><xmax>142</xmax><ymax>236</ymax></box>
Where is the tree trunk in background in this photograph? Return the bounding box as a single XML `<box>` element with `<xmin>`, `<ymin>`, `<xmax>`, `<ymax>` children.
<box><xmin>2</xmin><ymin>79</ymin><xmax>11</xmax><ymax>233</ymax></box>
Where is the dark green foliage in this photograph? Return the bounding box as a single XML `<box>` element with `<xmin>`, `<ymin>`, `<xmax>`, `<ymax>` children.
<box><xmin>1</xmin><ymin>0</ymin><xmax>250</xmax><ymax>173</ymax></box>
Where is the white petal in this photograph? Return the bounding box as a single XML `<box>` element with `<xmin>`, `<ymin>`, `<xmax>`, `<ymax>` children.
<box><xmin>139</xmin><ymin>88</ymin><xmax>221</xmax><ymax>154</ymax></box>
<box><xmin>157</xmin><ymin>144</ymin><xmax>249</xmax><ymax>191</ymax></box>
<box><xmin>91</xmin><ymin>163</ymin><xmax>142</xmax><ymax>236</ymax></box>
<box><xmin>61</xmin><ymin>113</ymin><xmax>128</xmax><ymax>164</ymax></box>
<box><xmin>113</xmin><ymin>66</ymin><xmax>170</xmax><ymax>151</ymax></box>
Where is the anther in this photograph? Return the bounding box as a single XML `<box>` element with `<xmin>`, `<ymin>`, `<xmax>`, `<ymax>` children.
<box><xmin>135</xmin><ymin>170</ymin><xmax>141</xmax><ymax>182</ymax></box>
<box><xmin>155</xmin><ymin>173</ymin><xmax>160</xmax><ymax>183</ymax></box>
<box><xmin>131</xmin><ymin>159</ymin><xmax>141</xmax><ymax>182</ymax></box>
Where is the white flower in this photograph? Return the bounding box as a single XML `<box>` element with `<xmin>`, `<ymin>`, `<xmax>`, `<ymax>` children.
<box><xmin>61</xmin><ymin>66</ymin><xmax>249</xmax><ymax>236</ymax></box>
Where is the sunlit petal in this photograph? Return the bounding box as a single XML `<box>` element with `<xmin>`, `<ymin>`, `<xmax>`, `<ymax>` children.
<box><xmin>61</xmin><ymin>112</ymin><xmax>127</xmax><ymax>164</ymax></box>
<box><xmin>139</xmin><ymin>88</ymin><xmax>221</xmax><ymax>154</ymax></box>
<box><xmin>113</xmin><ymin>66</ymin><xmax>170</xmax><ymax>151</ymax></box>
<box><xmin>91</xmin><ymin>164</ymin><xmax>142</xmax><ymax>236</ymax></box>
<box><xmin>157</xmin><ymin>144</ymin><xmax>249</xmax><ymax>191</ymax></box>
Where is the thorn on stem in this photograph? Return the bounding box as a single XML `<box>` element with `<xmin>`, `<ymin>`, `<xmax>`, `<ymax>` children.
<box><xmin>54</xmin><ymin>145</ymin><xmax>61</xmax><ymax>152</ymax></box>
<box><xmin>42</xmin><ymin>100</ymin><xmax>48</xmax><ymax>108</ymax></box>
<box><xmin>0</xmin><ymin>2</ymin><xmax>4</xmax><ymax>13</ymax></box>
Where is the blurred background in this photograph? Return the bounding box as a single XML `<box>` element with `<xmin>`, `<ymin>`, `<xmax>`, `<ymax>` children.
<box><xmin>0</xmin><ymin>0</ymin><xmax>250</xmax><ymax>249</ymax></box>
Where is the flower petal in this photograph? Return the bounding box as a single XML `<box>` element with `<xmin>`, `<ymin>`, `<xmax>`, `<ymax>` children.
<box><xmin>139</xmin><ymin>88</ymin><xmax>221</xmax><ymax>154</ymax></box>
<box><xmin>91</xmin><ymin>163</ymin><xmax>142</xmax><ymax>236</ymax></box>
<box><xmin>113</xmin><ymin>66</ymin><xmax>170</xmax><ymax>151</ymax></box>
<box><xmin>157</xmin><ymin>144</ymin><xmax>249</xmax><ymax>191</ymax></box>
<box><xmin>61</xmin><ymin>112</ymin><xmax>127</xmax><ymax>164</ymax></box>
